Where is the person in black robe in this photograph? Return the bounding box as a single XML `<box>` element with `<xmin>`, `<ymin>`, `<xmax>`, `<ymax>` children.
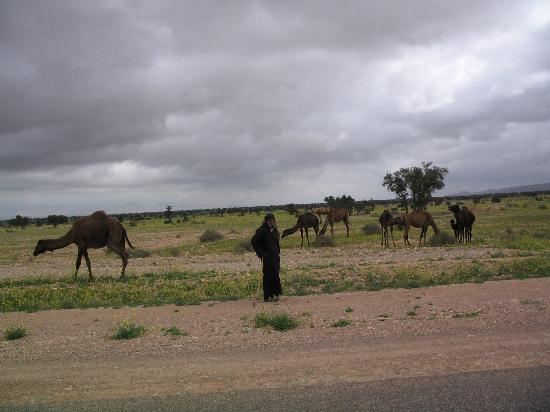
<box><xmin>251</xmin><ymin>213</ymin><xmax>282</xmax><ymax>301</ymax></box>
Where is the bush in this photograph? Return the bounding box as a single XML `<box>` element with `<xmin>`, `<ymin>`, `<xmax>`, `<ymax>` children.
<box><xmin>234</xmin><ymin>239</ymin><xmax>253</xmax><ymax>253</ymax></box>
<box><xmin>428</xmin><ymin>231</ymin><xmax>456</xmax><ymax>246</ymax></box>
<box><xmin>332</xmin><ymin>319</ymin><xmax>351</xmax><ymax>327</ymax></box>
<box><xmin>129</xmin><ymin>248</ymin><xmax>151</xmax><ymax>258</ymax></box>
<box><xmin>312</xmin><ymin>235</ymin><xmax>335</xmax><ymax>247</ymax></box>
<box><xmin>362</xmin><ymin>224</ymin><xmax>379</xmax><ymax>235</ymax></box>
<box><xmin>113</xmin><ymin>320</ymin><xmax>146</xmax><ymax>340</ymax></box>
<box><xmin>199</xmin><ymin>229</ymin><xmax>223</xmax><ymax>243</ymax></box>
<box><xmin>255</xmin><ymin>312</ymin><xmax>299</xmax><ymax>332</ymax></box>
<box><xmin>163</xmin><ymin>326</ymin><xmax>186</xmax><ymax>337</ymax></box>
<box><xmin>491</xmin><ymin>195</ymin><xmax>502</xmax><ymax>203</ymax></box>
<box><xmin>538</xmin><ymin>204</ymin><xmax>548</xmax><ymax>209</ymax></box>
<box><xmin>4</xmin><ymin>324</ymin><xmax>27</xmax><ymax>340</ymax></box>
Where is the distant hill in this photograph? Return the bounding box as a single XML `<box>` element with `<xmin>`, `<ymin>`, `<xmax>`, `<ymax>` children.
<box><xmin>447</xmin><ymin>182</ymin><xmax>550</xmax><ymax>197</ymax></box>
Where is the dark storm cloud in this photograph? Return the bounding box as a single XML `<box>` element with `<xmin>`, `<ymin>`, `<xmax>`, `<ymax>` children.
<box><xmin>1</xmin><ymin>0</ymin><xmax>549</xmax><ymax>217</ymax></box>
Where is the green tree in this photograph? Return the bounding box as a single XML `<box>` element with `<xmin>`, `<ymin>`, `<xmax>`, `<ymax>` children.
<box><xmin>9</xmin><ymin>215</ymin><xmax>30</xmax><ymax>229</ymax></box>
<box><xmin>164</xmin><ymin>205</ymin><xmax>173</xmax><ymax>223</ymax></box>
<box><xmin>324</xmin><ymin>195</ymin><xmax>356</xmax><ymax>214</ymax></box>
<box><xmin>383</xmin><ymin>162</ymin><xmax>448</xmax><ymax>211</ymax></box>
<box><xmin>46</xmin><ymin>215</ymin><xmax>68</xmax><ymax>227</ymax></box>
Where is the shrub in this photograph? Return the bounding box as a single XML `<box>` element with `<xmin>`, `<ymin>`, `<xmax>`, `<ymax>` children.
<box><xmin>332</xmin><ymin>319</ymin><xmax>351</xmax><ymax>327</ymax></box>
<box><xmin>312</xmin><ymin>235</ymin><xmax>335</xmax><ymax>247</ymax></box>
<box><xmin>129</xmin><ymin>248</ymin><xmax>151</xmax><ymax>258</ymax></box>
<box><xmin>538</xmin><ymin>204</ymin><xmax>548</xmax><ymax>209</ymax></box>
<box><xmin>113</xmin><ymin>320</ymin><xmax>146</xmax><ymax>340</ymax></box>
<box><xmin>428</xmin><ymin>231</ymin><xmax>456</xmax><ymax>246</ymax></box>
<box><xmin>362</xmin><ymin>224</ymin><xmax>379</xmax><ymax>235</ymax></box>
<box><xmin>163</xmin><ymin>326</ymin><xmax>186</xmax><ymax>337</ymax></box>
<box><xmin>234</xmin><ymin>239</ymin><xmax>253</xmax><ymax>253</ymax></box>
<box><xmin>199</xmin><ymin>229</ymin><xmax>223</xmax><ymax>243</ymax></box>
<box><xmin>255</xmin><ymin>312</ymin><xmax>299</xmax><ymax>332</ymax></box>
<box><xmin>491</xmin><ymin>195</ymin><xmax>502</xmax><ymax>203</ymax></box>
<box><xmin>4</xmin><ymin>324</ymin><xmax>27</xmax><ymax>340</ymax></box>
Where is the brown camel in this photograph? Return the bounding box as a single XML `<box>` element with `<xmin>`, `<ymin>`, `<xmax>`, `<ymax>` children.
<box><xmin>319</xmin><ymin>208</ymin><xmax>350</xmax><ymax>237</ymax></box>
<box><xmin>378</xmin><ymin>210</ymin><xmax>403</xmax><ymax>247</ymax></box>
<box><xmin>311</xmin><ymin>207</ymin><xmax>330</xmax><ymax>222</ymax></box>
<box><xmin>402</xmin><ymin>210</ymin><xmax>439</xmax><ymax>246</ymax></box>
<box><xmin>448</xmin><ymin>205</ymin><xmax>475</xmax><ymax>243</ymax></box>
<box><xmin>33</xmin><ymin>210</ymin><xmax>136</xmax><ymax>281</ymax></box>
<box><xmin>282</xmin><ymin>212</ymin><xmax>320</xmax><ymax>246</ymax></box>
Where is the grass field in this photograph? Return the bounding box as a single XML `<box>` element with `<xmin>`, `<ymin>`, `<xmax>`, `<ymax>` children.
<box><xmin>0</xmin><ymin>196</ymin><xmax>549</xmax><ymax>312</ymax></box>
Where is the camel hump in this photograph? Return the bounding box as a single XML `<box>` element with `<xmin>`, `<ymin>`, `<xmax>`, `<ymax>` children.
<box><xmin>90</xmin><ymin>210</ymin><xmax>109</xmax><ymax>219</ymax></box>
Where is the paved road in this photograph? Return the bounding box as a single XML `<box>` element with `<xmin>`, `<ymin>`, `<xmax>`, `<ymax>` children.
<box><xmin>4</xmin><ymin>366</ymin><xmax>549</xmax><ymax>411</ymax></box>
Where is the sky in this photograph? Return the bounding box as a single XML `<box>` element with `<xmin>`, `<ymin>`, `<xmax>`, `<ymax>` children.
<box><xmin>1</xmin><ymin>1</ymin><xmax>550</xmax><ymax>218</ymax></box>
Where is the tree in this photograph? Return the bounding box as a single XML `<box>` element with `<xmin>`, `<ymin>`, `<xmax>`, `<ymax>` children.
<box><xmin>9</xmin><ymin>215</ymin><xmax>30</xmax><ymax>229</ymax></box>
<box><xmin>286</xmin><ymin>203</ymin><xmax>298</xmax><ymax>215</ymax></box>
<box><xmin>164</xmin><ymin>205</ymin><xmax>173</xmax><ymax>223</ymax></box>
<box><xmin>383</xmin><ymin>162</ymin><xmax>448</xmax><ymax>211</ymax></box>
<box><xmin>324</xmin><ymin>194</ymin><xmax>356</xmax><ymax>214</ymax></box>
<box><xmin>47</xmin><ymin>215</ymin><xmax>68</xmax><ymax>227</ymax></box>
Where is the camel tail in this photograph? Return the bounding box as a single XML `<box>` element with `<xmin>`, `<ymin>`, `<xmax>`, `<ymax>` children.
<box><xmin>431</xmin><ymin>221</ymin><xmax>440</xmax><ymax>235</ymax></box>
<box><xmin>282</xmin><ymin>225</ymin><xmax>300</xmax><ymax>238</ymax></box>
<box><xmin>123</xmin><ymin>227</ymin><xmax>136</xmax><ymax>249</ymax></box>
<box><xmin>319</xmin><ymin>218</ymin><xmax>329</xmax><ymax>235</ymax></box>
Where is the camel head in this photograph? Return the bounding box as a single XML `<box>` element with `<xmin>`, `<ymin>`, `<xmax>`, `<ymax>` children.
<box><xmin>33</xmin><ymin>240</ymin><xmax>48</xmax><ymax>256</ymax></box>
<box><xmin>448</xmin><ymin>205</ymin><xmax>460</xmax><ymax>214</ymax></box>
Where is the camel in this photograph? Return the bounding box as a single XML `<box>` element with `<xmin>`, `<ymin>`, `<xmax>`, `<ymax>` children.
<box><xmin>311</xmin><ymin>207</ymin><xmax>330</xmax><ymax>222</ymax></box>
<box><xmin>402</xmin><ymin>210</ymin><xmax>439</xmax><ymax>246</ymax></box>
<box><xmin>282</xmin><ymin>212</ymin><xmax>320</xmax><ymax>246</ymax></box>
<box><xmin>448</xmin><ymin>205</ymin><xmax>475</xmax><ymax>243</ymax></box>
<box><xmin>450</xmin><ymin>219</ymin><xmax>461</xmax><ymax>242</ymax></box>
<box><xmin>378</xmin><ymin>210</ymin><xmax>403</xmax><ymax>247</ymax></box>
<box><xmin>319</xmin><ymin>208</ymin><xmax>350</xmax><ymax>237</ymax></box>
<box><xmin>33</xmin><ymin>210</ymin><xmax>136</xmax><ymax>281</ymax></box>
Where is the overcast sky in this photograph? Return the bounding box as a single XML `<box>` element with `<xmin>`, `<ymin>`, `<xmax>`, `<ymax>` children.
<box><xmin>1</xmin><ymin>1</ymin><xmax>549</xmax><ymax>217</ymax></box>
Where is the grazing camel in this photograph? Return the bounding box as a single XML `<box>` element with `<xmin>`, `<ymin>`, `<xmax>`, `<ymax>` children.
<box><xmin>448</xmin><ymin>205</ymin><xmax>475</xmax><ymax>243</ymax></box>
<box><xmin>282</xmin><ymin>212</ymin><xmax>320</xmax><ymax>246</ymax></box>
<box><xmin>402</xmin><ymin>210</ymin><xmax>439</xmax><ymax>246</ymax></box>
<box><xmin>311</xmin><ymin>207</ymin><xmax>330</xmax><ymax>222</ymax></box>
<box><xmin>378</xmin><ymin>210</ymin><xmax>403</xmax><ymax>247</ymax></box>
<box><xmin>33</xmin><ymin>210</ymin><xmax>136</xmax><ymax>281</ymax></box>
<box><xmin>319</xmin><ymin>208</ymin><xmax>350</xmax><ymax>237</ymax></box>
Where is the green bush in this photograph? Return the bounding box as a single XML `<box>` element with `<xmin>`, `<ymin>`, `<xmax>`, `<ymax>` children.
<box><xmin>113</xmin><ymin>320</ymin><xmax>146</xmax><ymax>340</ymax></box>
<box><xmin>255</xmin><ymin>312</ymin><xmax>299</xmax><ymax>332</ymax></box>
<box><xmin>312</xmin><ymin>235</ymin><xmax>335</xmax><ymax>247</ymax></box>
<box><xmin>362</xmin><ymin>224</ymin><xmax>379</xmax><ymax>235</ymax></box>
<box><xmin>4</xmin><ymin>324</ymin><xmax>27</xmax><ymax>340</ymax></box>
<box><xmin>332</xmin><ymin>319</ymin><xmax>351</xmax><ymax>327</ymax></box>
<box><xmin>129</xmin><ymin>248</ymin><xmax>151</xmax><ymax>258</ymax></box>
<box><xmin>163</xmin><ymin>326</ymin><xmax>186</xmax><ymax>337</ymax></box>
<box><xmin>199</xmin><ymin>229</ymin><xmax>223</xmax><ymax>243</ymax></box>
<box><xmin>429</xmin><ymin>231</ymin><xmax>456</xmax><ymax>246</ymax></box>
<box><xmin>234</xmin><ymin>239</ymin><xmax>253</xmax><ymax>253</ymax></box>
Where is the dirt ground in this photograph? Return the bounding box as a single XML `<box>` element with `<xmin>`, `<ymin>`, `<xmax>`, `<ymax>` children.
<box><xmin>0</xmin><ymin>243</ymin><xmax>529</xmax><ymax>279</ymax></box>
<box><xmin>1</xmin><ymin>278</ymin><xmax>549</xmax><ymax>406</ymax></box>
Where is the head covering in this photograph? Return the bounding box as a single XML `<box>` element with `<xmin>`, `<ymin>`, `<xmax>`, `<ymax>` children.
<box><xmin>264</xmin><ymin>213</ymin><xmax>275</xmax><ymax>221</ymax></box>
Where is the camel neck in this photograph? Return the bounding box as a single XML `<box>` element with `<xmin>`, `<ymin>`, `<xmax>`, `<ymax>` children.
<box><xmin>44</xmin><ymin>230</ymin><xmax>74</xmax><ymax>251</ymax></box>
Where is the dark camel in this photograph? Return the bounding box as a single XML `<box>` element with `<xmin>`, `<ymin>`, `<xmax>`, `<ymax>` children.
<box><xmin>319</xmin><ymin>208</ymin><xmax>350</xmax><ymax>237</ymax></box>
<box><xmin>448</xmin><ymin>205</ymin><xmax>475</xmax><ymax>243</ymax></box>
<box><xmin>450</xmin><ymin>219</ymin><xmax>461</xmax><ymax>241</ymax></box>
<box><xmin>33</xmin><ymin>210</ymin><xmax>135</xmax><ymax>281</ymax></box>
<box><xmin>378</xmin><ymin>210</ymin><xmax>403</xmax><ymax>247</ymax></box>
<box><xmin>402</xmin><ymin>210</ymin><xmax>439</xmax><ymax>246</ymax></box>
<box><xmin>282</xmin><ymin>212</ymin><xmax>320</xmax><ymax>246</ymax></box>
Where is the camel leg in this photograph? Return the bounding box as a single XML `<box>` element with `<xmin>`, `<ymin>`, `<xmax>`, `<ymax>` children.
<box><xmin>108</xmin><ymin>243</ymin><xmax>129</xmax><ymax>278</ymax></box>
<box><xmin>330</xmin><ymin>222</ymin><xmax>334</xmax><ymax>236</ymax></box>
<box><xmin>345</xmin><ymin>220</ymin><xmax>350</xmax><ymax>237</ymax></box>
<box><xmin>390</xmin><ymin>226</ymin><xmax>396</xmax><ymax>247</ymax></box>
<box><xmin>74</xmin><ymin>249</ymin><xmax>83</xmax><ymax>279</ymax></box>
<box><xmin>300</xmin><ymin>228</ymin><xmax>304</xmax><ymax>247</ymax></box>
<box><xmin>305</xmin><ymin>227</ymin><xmax>310</xmax><ymax>246</ymax></box>
<box><xmin>403</xmin><ymin>226</ymin><xmax>410</xmax><ymax>246</ymax></box>
<box><xmin>82</xmin><ymin>250</ymin><xmax>94</xmax><ymax>282</ymax></box>
<box><xmin>380</xmin><ymin>226</ymin><xmax>385</xmax><ymax>246</ymax></box>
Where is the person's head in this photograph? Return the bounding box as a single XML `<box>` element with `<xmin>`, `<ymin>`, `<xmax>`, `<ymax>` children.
<box><xmin>264</xmin><ymin>213</ymin><xmax>276</xmax><ymax>228</ymax></box>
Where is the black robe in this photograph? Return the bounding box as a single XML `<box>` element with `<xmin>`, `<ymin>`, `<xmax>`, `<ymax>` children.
<box><xmin>251</xmin><ymin>223</ymin><xmax>282</xmax><ymax>300</ymax></box>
